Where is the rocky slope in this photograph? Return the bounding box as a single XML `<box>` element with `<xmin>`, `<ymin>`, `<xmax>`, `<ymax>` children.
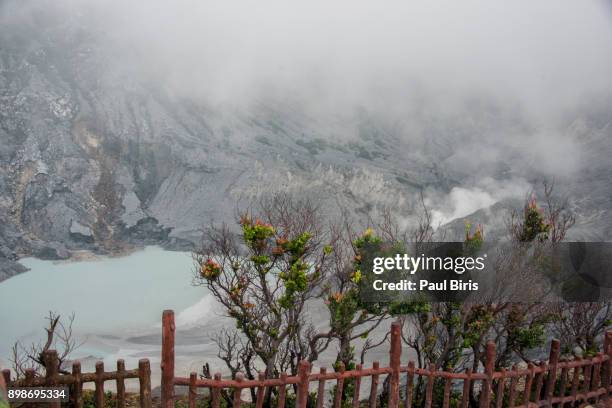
<box><xmin>1</xmin><ymin>2</ymin><xmax>611</xmax><ymax>281</ymax></box>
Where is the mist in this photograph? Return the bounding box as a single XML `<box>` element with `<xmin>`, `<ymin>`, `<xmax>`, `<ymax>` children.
<box><xmin>2</xmin><ymin>0</ymin><xmax>612</xmax><ymax>239</ymax></box>
<box><xmin>4</xmin><ymin>0</ymin><xmax>612</xmax><ymax>112</ymax></box>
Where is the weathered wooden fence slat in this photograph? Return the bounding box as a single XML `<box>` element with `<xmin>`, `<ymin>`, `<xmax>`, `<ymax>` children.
<box><xmin>389</xmin><ymin>322</ymin><xmax>401</xmax><ymax>408</ymax></box>
<box><xmin>212</xmin><ymin>373</ymin><xmax>221</xmax><ymax>408</ymax></box>
<box><xmin>442</xmin><ymin>377</ymin><xmax>451</xmax><ymax>408</ymax></box>
<box><xmin>188</xmin><ymin>372</ymin><xmax>197</xmax><ymax>408</ymax></box>
<box><xmin>352</xmin><ymin>364</ymin><xmax>362</xmax><ymax>408</ymax></box>
<box><xmin>94</xmin><ymin>361</ymin><xmax>105</xmax><ymax>408</ymax></box>
<box><xmin>315</xmin><ymin>367</ymin><xmax>326</xmax><ymax>408</ymax></box>
<box><xmin>404</xmin><ymin>361</ymin><xmax>415</xmax><ymax>408</ymax></box>
<box><xmin>533</xmin><ymin>361</ymin><xmax>546</xmax><ymax>402</ymax></box>
<box><xmin>424</xmin><ymin>364</ymin><xmax>434</xmax><ymax>408</ymax></box>
<box><xmin>117</xmin><ymin>359</ymin><xmax>126</xmax><ymax>408</ymax></box>
<box><xmin>523</xmin><ymin>362</ymin><xmax>535</xmax><ymax>406</ymax></box>
<box><xmin>296</xmin><ymin>360</ymin><xmax>310</xmax><ymax>408</ymax></box>
<box><xmin>276</xmin><ymin>372</ymin><xmax>287</xmax><ymax>408</ymax></box>
<box><xmin>45</xmin><ymin>350</ymin><xmax>60</xmax><ymax>408</ymax></box>
<box><xmin>234</xmin><ymin>373</ymin><xmax>243</xmax><ymax>408</ymax></box>
<box><xmin>462</xmin><ymin>368</ymin><xmax>472</xmax><ymax>408</ymax></box>
<box><xmin>71</xmin><ymin>361</ymin><xmax>83</xmax><ymax>408</ymax></box>
<box><xmin>161</xmin><ymin>310</ymin><xmax>175</xmax><ymax>408</ymax></box>
<box><xmin>333</xmin><ymin>362</ymin><xmax>345</xmax><ymax>408</ymax></box>
<box><xmin>495</xmin><ymin>368</ymin><xmax>506</xmax><ymax>408</ymax></box>
<box><xmin>571</xmin><ymin>360</ymin><xmax>581</xmax><ymax>403</ymax></box>
<box><xmin>139</xmin><ymin>359</ymin><xmax>152</xmax><ymax>408</ymax></box>
<box><xmin>24</xmin><ymin>368</ymin><xmax>35</xmax><ymax>408</ymax></box>
<box><xmin>545</xmin><ymin>339</ymin><xmax>560</xmax><ymax>406</ymax></box>
<box><xmin>369</xmin><ymin>361</ymin><xmax>380</xmax><ymax>408</ymax></box>
<box><xmin>558</xmin><ymin>362</ymin><xmax>569</xmax><ymax>403</ymax></box>
<box><xmin>255</xmin><ymin>371</ymin><xmax>266</xmax><ymax>408</ymax></box>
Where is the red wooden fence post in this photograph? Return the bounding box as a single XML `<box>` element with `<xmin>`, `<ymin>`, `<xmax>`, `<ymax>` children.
<box><xmin>570</xmin><ymin>358</ymin><xmax>580</xmax><ymax>403</ymax></box>
<box><xmin>255</xmin><ymin>371</ymin><xmax>266</xmax><ymax>408</ymax></box>
<box><xmin>352</xmin><ymin>364</ymin><xmax>363</xmax><ymax>408</ymax></box>
<box><xmin>424</xmin><ymin>364</ymin><xmax>435</xmax><ymax>408</ymax></box>
<box><xmin>593</xmin><ymin>352</ymin><xmax>603</xmax><ymax>395</ymax></box>
<box><xmin>0</xmin><ymin>367</ymin><xmax>7</xmax><ymax>403</ymax></box>
<box><xmin>44</xmin><ymin>350</ymin><xmax>61</xmax><ymax>408</ymax></box>
<box><xmin>369</xmin><ymin>361</ymin><xmax>380</xmax><ymax>408</ymax></box>
<box><xmin>161</xmin><ymin>310</ymin><xmax>175</xmax><ymax>408</ymax></box>
<box><xmin>1</xmin><ymin>369</ymin><xmax>9</xmax><ymax>387</ymax></box>
<box><xmin>333</xmin><ymin>362</ymin><xmax>345</xmax><ymax>408</ymax></box>
<box><xmin>479</xmin><ymin>341</ymin><xmax>496</xmax><ymax>408</ymax></box>
<box><xmin>603</xmin><ymin>330</ymin><xmax>612</xmax><ymax>399</ymax></box>
<box><xmin>534</xmin><ymin>362</ymin><xmax>546</xmax><ymax>402</ymax></box>
<box><xmin>462</xmin><ymin>368</ymin><xmax>472</xmax><ymax>408</ymax></box>
<box><xmin>525</xmin><ymin>363</ymin><xmax>535</xmax><ymax>406</ymax></box>
<box><xmin>495</xmin><ymin>368</ymin><xmax>506</xmax><ymax>408</ymax></box>
<box><xmin>212</xmin><ymin>373</ymin><xmax>221</xmax><ymax>408</ymax></box>
<box><xmin>297</xmin><ymin>360</ymin><xmax>311</xmax><ymax>408</ymax></box>
<box><xmin>405</xmin><ymin>361</ymin><xmax>415</xmax><ymax>408</ymax></box>
<box><xmin>72</xmin><ymin>362</ymin><xmax>83</xmax><ymax>408</ymax></box>
<box><xmin>117</xmin><ymin>359</ymin><xmax>126</xmax><ymax>408</ymax></box>
<box><xmin>277</xmin><ymin>372</ymin><xmax>287</xmax><ymax>408</ymax></box>
<box><xmin>316</xmin><ymin>367</ymin><xmax>326</xmax><ymax>408</ymax></box>
<box><xmin>389</xmin><ymin>321</ymin><xmax>402</xmax><ymax>408</ymax></box>
<box><xmin>233</xmin><ymin>373</ymin><xmax>243</xmax><ymax>408</ymax></box>
<box><xmin>94</xmin><ymin>361</ymin><xmax>105</xmax><ymax>408</ymax></box>
<box><xmin>139</xmin><ymin>359</ymin><xmax>152</xmax><ymax>408</ymax></box>
<box><xmin>443</xmin><ymin>377</ymin><xmax>452</xmax><ymax>408</ymax></box>
<box><xmin>544</xmin><ymin>339</ymin><xmax>560</xmax><ymax>407</ymax></box>
<box><xmin>189</xmin><ymin>372</ymin><xmax>197</xmax><ymax>408</ymax></box>
<box><xmin>24</xmin><ymin>369</ymin><xmax>35</xmax><ymax>408</ymax></box>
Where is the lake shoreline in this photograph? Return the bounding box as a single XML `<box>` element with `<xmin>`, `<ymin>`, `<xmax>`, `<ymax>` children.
<box><xmin>50</xmin><ymin>245</ymin><xmax>144</xmax><ymax>264</ymax></box>
<box><xmin>1</xmin><ymin>241</ymin><xmax>197</xmax><ymax>284</ymax></box>
<box><xmin>0</xmin><ymin>247</ymin><xmax>204</xmax><ymax>361</ymax></box>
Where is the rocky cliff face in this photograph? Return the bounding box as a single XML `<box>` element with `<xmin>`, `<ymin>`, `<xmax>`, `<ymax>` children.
<box><xmin>0</xmin><ymin>5</ymin><xmax>424</xmax><ymax>279</ymax></box>
<box><xmin>1</xmin><ymin>2</ymin><xmax>611</xmax><ymax>281</ymax></box>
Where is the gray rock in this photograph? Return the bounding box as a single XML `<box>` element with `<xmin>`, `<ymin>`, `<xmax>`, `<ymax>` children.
<box><xmin>69</xmin><ymin>220</ymin><xmax>92</xmax><ymax>237</ymax></box>
<box><xmin>0</xmin><ymin>256</ymin><xmax>28</xmax><ymax>281</ymax></box>
<box><xmin>31</xmin><ymin>241</ymin><xmax>70</xmax><ymax>260</ymax></box>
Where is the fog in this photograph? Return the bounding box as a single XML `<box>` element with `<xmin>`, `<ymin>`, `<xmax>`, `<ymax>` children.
<box><xmin>5</xmin><ymin>0</ymin><xmax>612</xmax><ymax>113</ymax></box>
<box><xmin>2</xmin><ymin>0</ymin><xmax>612</xmax><ymax>237</ymax></box>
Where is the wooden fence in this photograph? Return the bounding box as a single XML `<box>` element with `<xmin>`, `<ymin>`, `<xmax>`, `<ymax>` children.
<box><xmin>161</xmin><ymin>310</ymin><xmax>612</xmax><ymax>408</ymax></box>
<box><xmin>2</xmin><ymin>351</ymin><xmax>151</xmax><ymax>408</ymax></box>
<box><xmin>1</xmin><ymin>309</ymin><xmax>611</xmax><ymax>407</ymax></box>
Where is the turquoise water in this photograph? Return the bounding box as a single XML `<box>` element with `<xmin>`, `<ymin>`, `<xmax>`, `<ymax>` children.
<box><xmin>0</xmin><ymin>247</ymin><xmax>204</xmax><ymax>361</ymax></box>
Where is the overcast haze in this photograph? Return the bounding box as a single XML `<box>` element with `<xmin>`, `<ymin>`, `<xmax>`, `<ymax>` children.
<box><xmin>5</xmin><ymin>0</ymin><xmax>612</xmax><ymax>113</ymax></box>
